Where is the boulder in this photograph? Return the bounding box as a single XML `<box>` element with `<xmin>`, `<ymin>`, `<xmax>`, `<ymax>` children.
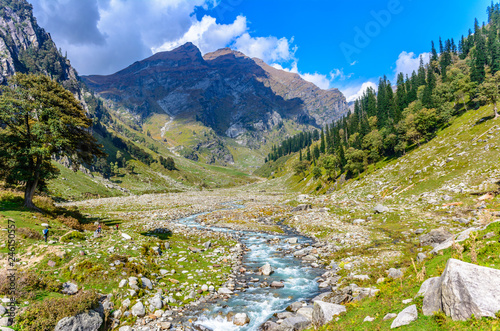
<box><xmin>233</xmin><ymin>313</ymin><xmax>250</xmax><ymax>326</ymax></box>
<box><xmin>148</xmin><ymin>295</ymin><xmax>163</xmax><ymax>309</ymax></box>
<box><xmin>383</xmin><ymin>313</ymin><xmax>397</xmax><ymax>320</ymax></box>
<box><xmin>121</xmin><ymin>233</ymin><xmax>132</xmax><ymax>240</ymax></box>
<box><xmin>390</xmin><ymin>304</ymin><xmax>418</xmax><ymax>328</ymax></box>
<box><xmin>141</xmin><ymin>277</ymin><xmax>153</xmax><ymax>290</ymax></box>
<box><xmin>0</xmin><ymin>319</ymin><xmax>9</xmax><ymax>327</ymax></box>
<box><xmin>363</xmin><ymin>316</ymin><xmax>375</xmax><ymax>322</ymax></box>
<box><xmin>292</xmin><ymin>204</ymin><xmax>312</xmax><ymax>212</ymax></box>
<box><xmin>387</xmin><ymin>268</ymin><xmax>403</xmax><ymax>279</ymax></box>
<box><xmin>419</xmin><ymin>227</ymin><xmax>452</xmax><ymax>247</ymax></box>
<box><xmin>118</xmin><ymin>327</ymin><xmax>132</xmax><ymax>331</ymax></box>
<box><xmin>288</xmin><ymin>237</ymin><xmax>298</xmax><ymax>244</ymax></box>
<box><xmin>61</xmin><ymin>282</ymin><xmax>78</xmax><ymax>295</ymax></box>
<box><xmin>353</xmin><ymin>219</ymin><xmax>365</xmax><ymax>225</ymax></box>
<box><xmin>286</xmin><ymin>301</ymin><xmax>304</xmax><ymax>312</ymax></box>
<box><xmin>54</xmin><ymin>309</ymin><xmax>103</xmax><ymax>331</ymax></box>
<box><xmin>131</xmin><ymin>301</ymin><xmax>145</xmax><ymax>317</ymax></box>
<box><xmin>374</xmin><ymin>204</ymin><xmax>389</xmax><ymax>214</ymax></box>
<box><xmin>281</xmin><ymin>315</ymin><xmax>311</xmax><ymax>330</ymax></box>
<box><xmin>0</xmin><ymin>306</ymin><xmax>6</xmax><ymax>315</ymax></box>
<box><xmin>118</xmin><ymin>279</ymin><xmax>127</xmax><ymax>288</ymax></box>
<box><xmin>416</xmin><ymin>277</ymin><xmax>440</xmax><ymax>298</ymax></box>
<box><xmin>259</xmin><ymin>262</ymin><xmax>273</xmax><ymax>276</ymax></box>
<box><xmin>423</xmin><ymin>258</ymin><xmax>500</xmax><ymax>320</ymax></box>
<box><xmin>296</xmin><ymin>307</ymin><xmax>314</xmax><ymax>321</ymax></box>
<box><xmin>218</xmin><ymin>287</ymin><xmax>233</xmax><ymax>295</ymax></box>
<box><xmin>312</xmin><ymin>301</ymin><xmax>346</xmax><ymax>328</ymax></box>
<box><xmin>270</xmin><ymin>281</ymin><xmax>285</xmax><ymax>288</ymax></box>
<box><xmin>417</xmin><ymin>252</ymin><xmax>427</xmax><ymax>263</ymax></box>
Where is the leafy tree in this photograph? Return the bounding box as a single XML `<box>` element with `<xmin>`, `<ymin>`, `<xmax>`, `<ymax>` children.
<box><xmin>311</xmin><ymin>166</ymin><xmax>322</xmax><ymax>180</ymax></box>
<box><xmin>0</xmin><ymin>73</ymin><xmax>104</xmax><ymax>209</ymax></box>
<box><xmin>345</xmin><ymin>147</ymin><xmax>365</xmax><ymax>177</ymax></box>
<box><xmin>476</xmin><ymin>70</ymin><xmax>500</xmax><ymax>117</ymax></box>
<box><xmin>319</xmin><ymin>155</ymin><xmax>338</xmax><ymax>180</ymax></box>
<box><xmin>449</xmin><ymin>67</ymin><xmax>473</xmax><ymax>110</ymax></box>
<box><xmin>293</xmin><ymin>160</ymin><xmax>308</xmax><ymax>176</ymax></box>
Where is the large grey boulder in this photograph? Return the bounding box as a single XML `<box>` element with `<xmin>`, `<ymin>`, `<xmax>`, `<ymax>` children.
<box><xmin>312</xmin><ymin>301</ymin><xmax>346</xmax><ymax>328</ymax></box>
<box><xmin>387</xmin><ymin>268</ymin><xmax>403</xmax><ymax>279</ymax></box>
<box><xmin>141</xmin><ymin>277</ymin><xmax>153</xmax><ymax>290</ymax></box>
<box><xmin>54</xmin><ymin>309</ymin><xmax>103</xmax><ymax>331</ymax></box>
<box><xmin>416</xmin><ymin>277</ymin><xmax>440</xmax><ymax>298</ymax></box>
<box><xmin>131</xmin><ymin>301</ymin><xmax>145</xmax><ymax>317</ymax></box>
<box><xmin>281</xmin><ymin>315</ymin><xmax>311</xmax><ymax>330</ymax></box>
<box><xmin>148</xmin><ymin>295</ymin><xmax>163</xmax><ymax>309</ymax></box>
<box><xmin>61</xmin><ymin>282</ymin><xmax>78</xmax><ymax>295</ymax></box>
<box><xmin>374</xmin><ymin>204</ymin><xmax>390</xmax><ymax>214</ymax></box>
<box><xmin>419</xmin><ymin>227</ymin><xmax>452</xmax><ymax>247</ymax></box>
<box><xmin>260</xmin><ymin>262</ymin><xmax>273</xmax><ymax>276</ymax></box>
<box><xmin>422</xmin><ymin>258</ymin><xmax>500</xmax><ymax>320</ymax></box>
<box><xmin>391</xmin><ymin>304</ymin><xmax>418</xmax><ymax>328</ymax></box>
<box><xmin>233</xmin><ymin>313</ymin><xmax>250</xmax><ymax>326</ymax></box>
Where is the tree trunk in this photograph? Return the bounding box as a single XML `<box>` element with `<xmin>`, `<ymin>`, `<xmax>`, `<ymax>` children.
<box><xmin>24</xmin><ymin>179</ymin><xmax>40</xmax><ymax>211</ymax></box>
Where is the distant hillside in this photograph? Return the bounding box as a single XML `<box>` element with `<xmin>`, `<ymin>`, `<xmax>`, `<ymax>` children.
<box><xmin>82</xmin><ymin>43</ymin><xmax>347</xmax><ymax>166</ymax></box>
<box><xmin>0</xmin><ymin>0</ymin><xmax>259</xmax><ymax>200</ymax></box>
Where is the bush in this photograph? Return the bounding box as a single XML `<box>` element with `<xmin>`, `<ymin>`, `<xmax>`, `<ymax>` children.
<box><xmin>0</xmin><ymin>270</ymin><xmax>61</xmax><ymax>300</ymax></box>
<box><xmin>60</xmin><ymin>231</ymin><xmax>86</xmax><ymax>243</ymax></box>
<box><xmin>17</xmin><ymin>290</ymin><xmax>100</xmax><ymax>331</ymax></box>
<box><xmin>0</xmin><ymin>190</ymin><xmax>23</xmax><ymax>203</ymax></box>
<box><xmin>17</xmin><ymin>227</ymin><xmax>43</xmax><ymax>240</ymax></box>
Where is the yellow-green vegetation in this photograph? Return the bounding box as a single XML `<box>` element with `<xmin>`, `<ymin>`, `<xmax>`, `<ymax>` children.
<box><xmin>0</xmin><ymin>189</ymin><xmax>240</xmax><ymax>330</ymax></box>
<box><xmin>310</xmin><ymin>222</ymin><xmax>500</xmax><ymax>331</ymax></box>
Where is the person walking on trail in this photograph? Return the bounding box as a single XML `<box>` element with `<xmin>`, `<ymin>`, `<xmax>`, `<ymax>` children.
<box><xmin>115</xmin><ymin>224</ymin><xmax>119</xmax><ymax>231</ymax></box>
<box><xmin>97</xmin><ymin>224</ymin><xmax>102</xmax><ymax>234</ymax></box>
<box><xmin>42</xmin><ymin>227</ymin><xmax>48</xmax><ymax>243</ymax></box>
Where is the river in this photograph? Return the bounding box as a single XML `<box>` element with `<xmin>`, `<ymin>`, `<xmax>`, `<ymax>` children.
<box><xmin>174</xmin><ymin>203</ymin><xmax>325</xmax><ymax>331</ymax></box>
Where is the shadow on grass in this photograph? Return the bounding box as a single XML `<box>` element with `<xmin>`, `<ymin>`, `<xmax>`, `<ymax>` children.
<box><xmin>140</xmin><ymin>229</ymin><xmax>172</xmax><ymax>240</ymax></box>
<box><xmin>474</xmin><ymin>114</ymin><xmax>495</xmax><ymax>126</ymax></box>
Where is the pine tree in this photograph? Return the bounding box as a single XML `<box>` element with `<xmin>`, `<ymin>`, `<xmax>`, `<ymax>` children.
<box><xmin>320</xmin><ymin>129</ymin><xmax>326</xmax><ymax>154</ymax></box>
<box><xmin>471</xmin><ymin>31</ymin><xmax>487</xmax><ymax>83</ymax></box>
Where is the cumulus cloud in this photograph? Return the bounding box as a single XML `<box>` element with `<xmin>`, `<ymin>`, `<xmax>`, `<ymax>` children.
<box><xmin>153</xmin><ymin>15</ymin><xmax>247</xmax><ymax>54</ymax></box>
<box><xmin>342</xmin><ymin>81</ymin><xmax>377</xmax><ymax>103</ymax></box>
<box><xmin>394</xmin><ymin>51</ymin><xmax>431</xmax><ymax>80</ymax></box>
<box><xmin>30</xmin><ymin>0</ymin><xmax>298</xmax><ymax>76</ymax></box>
<box><xmin>233</xmin><ymin>33</ymin><xmax>296</xmax><ymax>63</ymax></box>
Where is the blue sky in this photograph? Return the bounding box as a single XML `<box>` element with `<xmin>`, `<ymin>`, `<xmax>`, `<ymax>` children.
<box><xmin>31</xmin><ymin>0</ymin><xmax>491</xmax><ymax>101</ymax></box>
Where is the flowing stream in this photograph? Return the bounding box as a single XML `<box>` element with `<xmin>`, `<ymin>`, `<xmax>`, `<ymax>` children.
<box><xmin>174</xmin><ymin>202</ymin><xmax>325</xmax><ymax>331</ymax></box>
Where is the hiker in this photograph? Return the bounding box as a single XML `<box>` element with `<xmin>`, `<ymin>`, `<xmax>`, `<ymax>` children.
<box><xmin>97</xmin><ymin>224</ymin><xmax>102</xmax><ymax>234</ymax></box>
<box><xmin>115</xmin><ymin>224</ymin><xmax>119</xmax><ymax>231</ymax></box>
<box><xmin>42</xmin><ymin>227</ymin><xmax>49</xmax><ymax>243</ymax></box>
<box><xmin>158</xmin><ymin>246</ymin><xmax>162</xmax><ymax>256</ymax></box>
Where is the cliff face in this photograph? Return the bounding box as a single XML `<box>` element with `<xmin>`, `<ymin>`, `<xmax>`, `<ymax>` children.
<box><xmin>83</xmin><ymin>43</ymin><xmax>348</xmax><ymax>138</ymax></box>
<box><xmin>0</xmin><ymin>0</ymin><xmax>77</xmax><ymax>86</ymax></box>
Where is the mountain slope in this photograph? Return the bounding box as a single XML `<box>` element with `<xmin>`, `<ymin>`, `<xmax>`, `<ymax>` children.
<box><xmin>0</xmin><ymin>0</ymin><xmax>259</xmax><ymax>200</ymax></box>
<box><xmin>81</xmin><ymin>43</ymin><xmax>347</xmax><ymax>167</ymax></box>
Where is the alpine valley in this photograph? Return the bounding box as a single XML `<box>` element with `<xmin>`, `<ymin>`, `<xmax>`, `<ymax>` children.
<box><xmin>1</xmin><ymin>1</ymin><xmax>500</xmax><ymax>331</ymax></box>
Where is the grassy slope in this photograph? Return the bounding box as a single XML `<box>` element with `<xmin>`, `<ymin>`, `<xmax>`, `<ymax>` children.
<box><xmin>263</xmin><ymin>104</ymin><xmax>500</xmax><ymax>330</ymax></box>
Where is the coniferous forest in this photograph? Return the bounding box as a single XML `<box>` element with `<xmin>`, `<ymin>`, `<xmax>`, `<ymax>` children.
<box><xmin>267</xmin><ymin>4</ymin><xmax>500</xmax><ymax>179</ymax></box>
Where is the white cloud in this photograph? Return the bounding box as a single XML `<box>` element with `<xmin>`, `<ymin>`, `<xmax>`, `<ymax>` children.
<box><xmin>153</xmin><ymin>15</ymin><xmax>247</xmax><ymax>54</ymax></box>
<box><xmin>233</xmin><ymin>33</ymin><xmax>296</xmax><ymax>63</ymax></box>
<box><xmin>31</xmin><ymin>0</ymin><xmax>296</xmax><ymax>75</ymax></box>
<box><xmin>394</xmin><ymin>51</ymin><xmax>431</xmax><ymax>80</ymax></box>
<box><xmin>342</xmin><ymin>81</ymin><xmax>377</xmax><ymax>103</ymax></box>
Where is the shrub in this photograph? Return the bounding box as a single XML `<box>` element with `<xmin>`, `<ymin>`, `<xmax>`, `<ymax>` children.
<box><xmin>57</xmin><ymin>215</ymin><xmax>83</xmax><ymax>231</ymax></box>
<box><xmin>0</xmin><ymin>190</ymin><xmax>23</xmax><ymax>203</ymax></box>
<box><xmin>60</xmin><ymin>231</ymin><xmax>86</xmax><ymax>243</ymax></box>
<box><xmin>16</xmin><ymin>290</ymin><xmax>100</xmax><ymax>331</ymax></box>
<box><xmin>0</xmin><ymin>270</ymin><xmax>61</xmax><ymax>300</ymax></box>
<box><xmin>17</xmin><ymin>227</ymin><xmax>43</xmax><ymax>240</ymax></box>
